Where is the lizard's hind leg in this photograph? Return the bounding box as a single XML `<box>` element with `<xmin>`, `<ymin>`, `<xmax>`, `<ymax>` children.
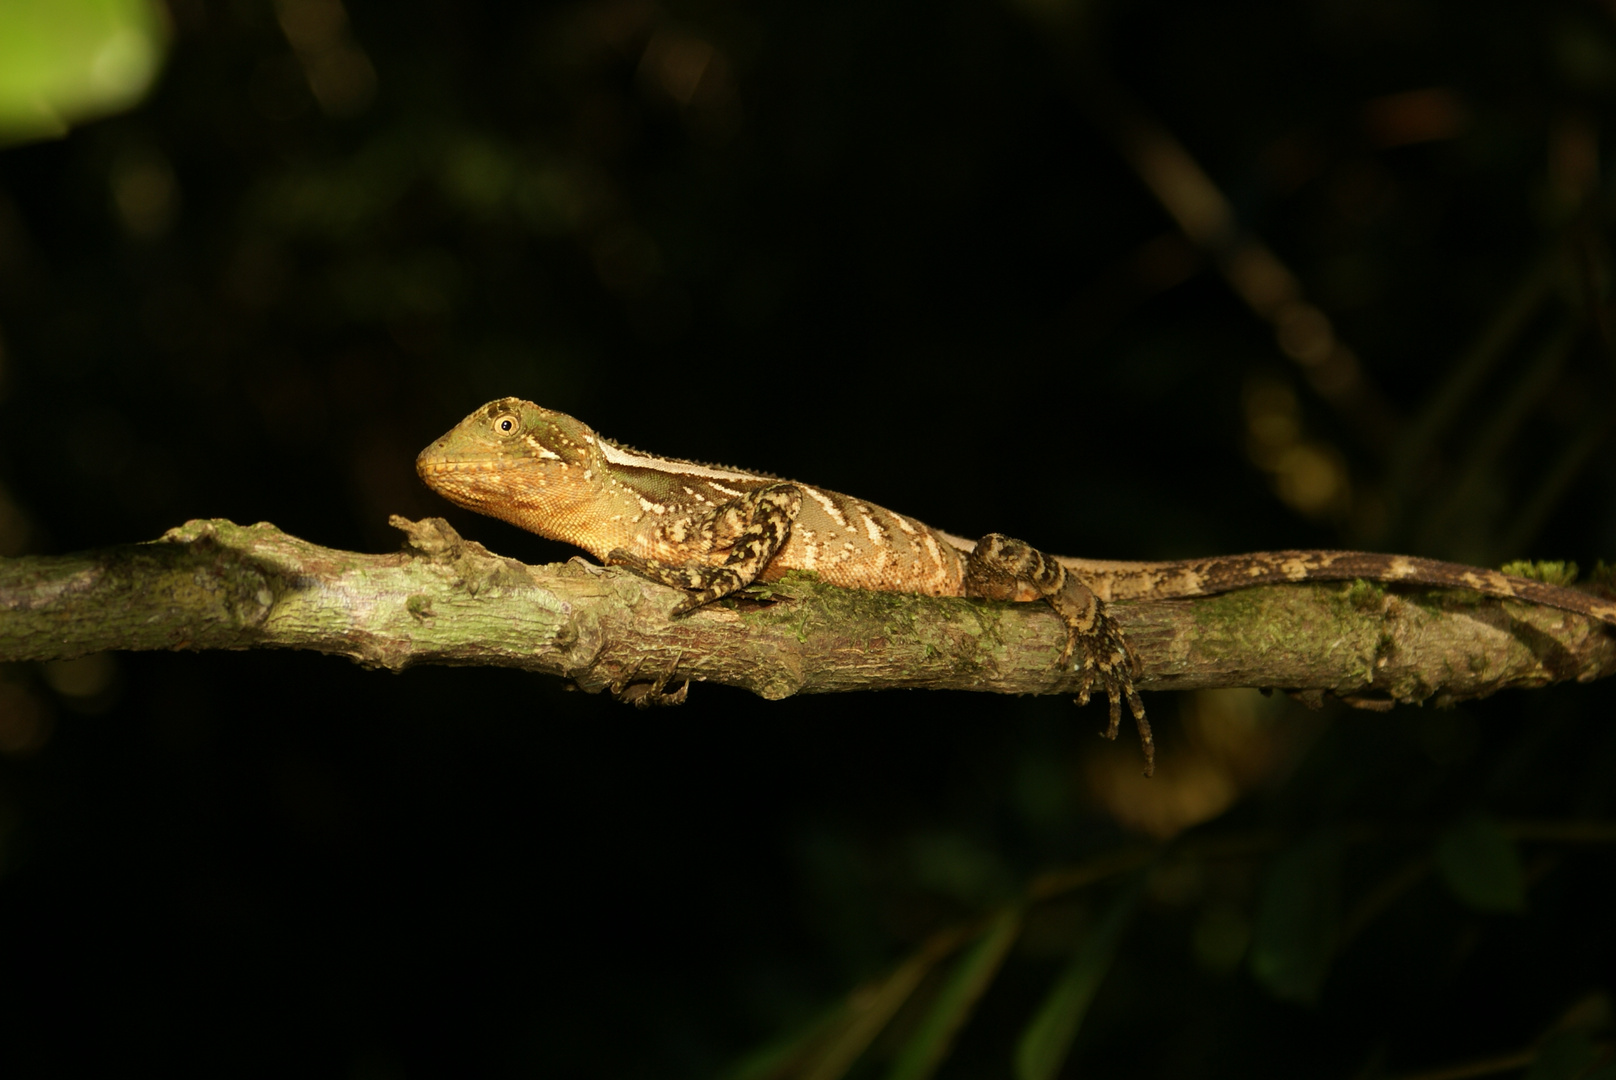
<box><xmin>609</xmin><ymin>483</ymin><xmax>804</xmax><ymax>616</ymax></box>
<box><xmin>964</xmin><ymin>534</ymin><xmax>1152</xmax><ymax>775</ymax></box>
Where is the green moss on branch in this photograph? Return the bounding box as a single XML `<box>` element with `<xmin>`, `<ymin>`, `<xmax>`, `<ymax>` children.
<box><xmin>1</xmin><ymin>518</ymin><xmax>1611</xmax><ymax>709</ymax></box>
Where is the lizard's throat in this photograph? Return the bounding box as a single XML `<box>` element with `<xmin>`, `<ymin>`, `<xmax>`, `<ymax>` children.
<box><xmin>416</xmin><ymin>454</ymin><xmax>605</xmax><ymax>551</ymax></box>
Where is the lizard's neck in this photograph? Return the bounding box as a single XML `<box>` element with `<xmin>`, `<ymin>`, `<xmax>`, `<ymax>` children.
<box><xmin>485</xmin><ymin>448</ymin><xmax>627</xmax><ymax>558</ymax></box>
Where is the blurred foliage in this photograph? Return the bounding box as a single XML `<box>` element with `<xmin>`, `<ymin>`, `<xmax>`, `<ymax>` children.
<box><xmin>3</xmin><ymin>0</ymin><xmax>1616</xmax><ymax>1076</ymax></box>
<box><xmin>1012</xmin><ymin>882</ymin><xmax>1138</xmax><ymax>1080</ymax></box>
<box><xmin>1248</xmin><ymin>830</ymin><xmax>1341</xmax><ymax>1004</ymax></box>
<box><xmin>1435</xmin><ymin>813</ymin><xmax>1527</xmax><ymax>914</ymax></box>
<box><xmin>0</xmin><ymin>0</ymin><xmax>169</xmax><ymax>146</ymax></box>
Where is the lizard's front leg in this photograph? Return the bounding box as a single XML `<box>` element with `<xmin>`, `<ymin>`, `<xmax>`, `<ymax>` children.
<box><xmin>608</xmin><ymin>483</ymin><xmax>803</xmax><ymax>615</ymax></box>
<box><xmin>964</xmin><ymin>534</ymin><xmax>1153</xmax><ymax>775</ymax></box>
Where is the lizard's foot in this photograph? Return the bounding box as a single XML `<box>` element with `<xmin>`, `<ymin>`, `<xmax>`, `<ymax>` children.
<box><xmin>610</xmin><ymin>652</ymin><xmax>691</xmax><ymax>707</ymax></box>
<box><xmin>607</xmin><ymin>548</ymin><xmax>747</xmax><ymax>615</ymax></box>
<box><xmin>1068</xmin><ymin>603</ymin><xmax>1152</xmax><ymax>777</ymax></box>
<box><xmin>615</xmin><ymin>678</ymin><xmax>691</xmax><ymax>707</ymax></box>
<box><xmin>965</xmin><ymin>533</ymin><xmax>1153</xmax><ymax>776</ymax></box>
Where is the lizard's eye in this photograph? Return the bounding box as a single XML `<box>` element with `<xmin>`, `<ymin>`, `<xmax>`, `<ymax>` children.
<box><xmin>493</xmin><ymin>415</ymin><xmax>518</xmax><ymax>435</ymax></box>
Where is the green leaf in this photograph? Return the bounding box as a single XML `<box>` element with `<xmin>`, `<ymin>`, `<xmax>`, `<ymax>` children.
<box><xmin>1523</xmin><ymin>1031</ymin><xmax>1600</xmax><ymax>1080</ymax></box>
<box><xmin>726</xmin><ymin>940</ymin><xmax>947</xmax><ymax>1080</ymax></box>
<box><xmin>722</xmin><ymin>1005</ymin><xmax>845</xmax><ymax>1080</ymax></box>
<box><xmin>1014</xmin><ymin>881</ymin><xmax>1140</xmax><ymax>1080</ymax></box>
<box><xmin>1435</xmin><ymin>813</ymin><xmax>1526</xmax><ymax>913</ymax></box>
<box><xmin>1249</xmin><ymin>831</ymin><xmax>1341</xmax><ymax>1003</ymax></box>
<box><xmin>805</xmin><ymin>945</ymin><xmax>949</xmax><ymax>1080</ymax></box>
<box><xmin>0</xmin><ymin>0</ymin><xmax>168</xmax><ymax>147</ymax></box>
<box><xmin>884</xmin><ymin>906</ymin><xmax>1023</xmax><ymax>1080</ymax></box>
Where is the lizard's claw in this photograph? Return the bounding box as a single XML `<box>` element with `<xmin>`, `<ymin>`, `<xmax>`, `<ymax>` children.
<box><xmin>608</xmin><ymin>547</ymin><xmax>751</xmax><ymax>616</ymax></box>
<box><xmin>609</xmin><ymin>650</ymin><xmax>691</xmax><ymax>707</ymax></box>
<box><xmin>1067</xmin><ymin>604</ymin><xmax>1153</xmax><ymax>777</ymax></box>
<box><xmin>608</xmin><ymin>548</ymin><xmax>706</xmax><ymax>614</ymax></box>
<box><xmin>615</xmin><ymin>678</ymin><xmax>691</xmax><ymax>707</ymax></box>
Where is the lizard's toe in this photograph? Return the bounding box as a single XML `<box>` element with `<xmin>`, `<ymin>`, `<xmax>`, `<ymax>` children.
<box><xmin>1070</xmin><ymin>609</ymin><xmax>1154</xmax><ymax>777</ymax></box>
<box><xmin>606</xmin><ymin>547</ymin><xmax>644</xmax><ymax>571</ymax></box>
<box><xmin>608</xmin><ymin>548</ymin><xmax>728</xmax><ymax>616</ymax></box>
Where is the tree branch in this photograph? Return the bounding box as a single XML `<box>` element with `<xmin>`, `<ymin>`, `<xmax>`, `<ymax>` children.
<box><xmin>1</xmin><ymin>517</ymin><xmax>1611</xmax><ymax>708</ymax></box>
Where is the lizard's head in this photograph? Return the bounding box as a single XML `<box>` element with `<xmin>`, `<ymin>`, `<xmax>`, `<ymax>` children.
<box><xmin>415</xmin><ymin>398</ymin><xmax>605</xmax><ymax>530</ymax></box>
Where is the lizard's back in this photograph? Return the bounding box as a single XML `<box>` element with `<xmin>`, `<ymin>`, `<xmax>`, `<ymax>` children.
<box><xmin>598</xmin><ymin>438</ymin><xmax>971</xmax><ymax>597</ymax></box>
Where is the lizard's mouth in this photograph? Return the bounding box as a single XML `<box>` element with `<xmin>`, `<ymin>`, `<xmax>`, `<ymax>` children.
<box><xmin>415</xmin><ymin>451</ymin><xmax>510</xmax><ymax>516</ymax></box>
<box><xmin>415</xmin><ymin>449</ymin><xmax>503</xmax><ymax>477</ymax></box>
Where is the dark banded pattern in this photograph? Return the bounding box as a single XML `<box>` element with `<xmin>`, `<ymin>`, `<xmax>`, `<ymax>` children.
<box><xmin>1059</xmin><ymin>551</ymin><xmax>1616</xmax><ymax>625</ymax></box>
<box><xmin>419</xmin><ymin>398</ymin><xmax>1616</xmax><ymax>778</ymax></box>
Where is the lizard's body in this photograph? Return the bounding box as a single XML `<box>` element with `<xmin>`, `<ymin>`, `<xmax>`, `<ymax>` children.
<box><xmin>418</xmin><ymin>398</ymin><xmax>1616</xmax><ymax>774</ymax></box>
<box><xmin>472</xmin><ymin>427</ymin><xmax>975</xmax><ymax>596</ymax></box>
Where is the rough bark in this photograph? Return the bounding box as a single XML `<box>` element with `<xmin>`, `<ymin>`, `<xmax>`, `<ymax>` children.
<box><xmin>0</xmin><ymin>517</ymin><xmax>1611</xmax><ymax>709</ymax></box>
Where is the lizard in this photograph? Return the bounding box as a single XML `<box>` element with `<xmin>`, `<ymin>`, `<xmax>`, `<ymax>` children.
<box><xmin>416</xmin><ymin>397</ymin><xmax>1616</xmax><ymax>776</ymax></box>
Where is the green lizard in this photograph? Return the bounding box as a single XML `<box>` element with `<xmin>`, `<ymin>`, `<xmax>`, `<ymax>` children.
<box><xmin>417</xmin><ymin>397</ymin><xmax>1616</xmax><ymax>776</ymax></box>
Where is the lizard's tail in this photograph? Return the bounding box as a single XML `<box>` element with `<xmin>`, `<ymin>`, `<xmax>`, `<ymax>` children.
<box><xmin>1056</xmin><ymin>550</ymin><xmax>1616</xmax><ymax>625</ymax></box>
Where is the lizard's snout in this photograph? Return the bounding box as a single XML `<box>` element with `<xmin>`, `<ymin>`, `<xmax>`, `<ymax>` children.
<box><xmin>415</xmin><ymin>441</ymin><xmax>454</xmax><ymax>479</ymax></box>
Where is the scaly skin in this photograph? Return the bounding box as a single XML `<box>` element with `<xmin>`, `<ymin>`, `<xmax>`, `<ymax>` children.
<box><xmin>417</xmin><ymin>398</ymin><xmax>1616</xmax><ymax>776</ymax></box>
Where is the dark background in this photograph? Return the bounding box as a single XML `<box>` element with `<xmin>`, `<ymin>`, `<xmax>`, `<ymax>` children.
<box><xmin>2</xmin><ymin>0</ymin><xmax>1616</xmax><ymax>1076</ymax></box>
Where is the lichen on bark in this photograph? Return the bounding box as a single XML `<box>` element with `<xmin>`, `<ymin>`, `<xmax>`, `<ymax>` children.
<box><xmin>0</xmin><ymin>517</ymin><xmax>1611</xmax><ymax>711</ymax></box>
